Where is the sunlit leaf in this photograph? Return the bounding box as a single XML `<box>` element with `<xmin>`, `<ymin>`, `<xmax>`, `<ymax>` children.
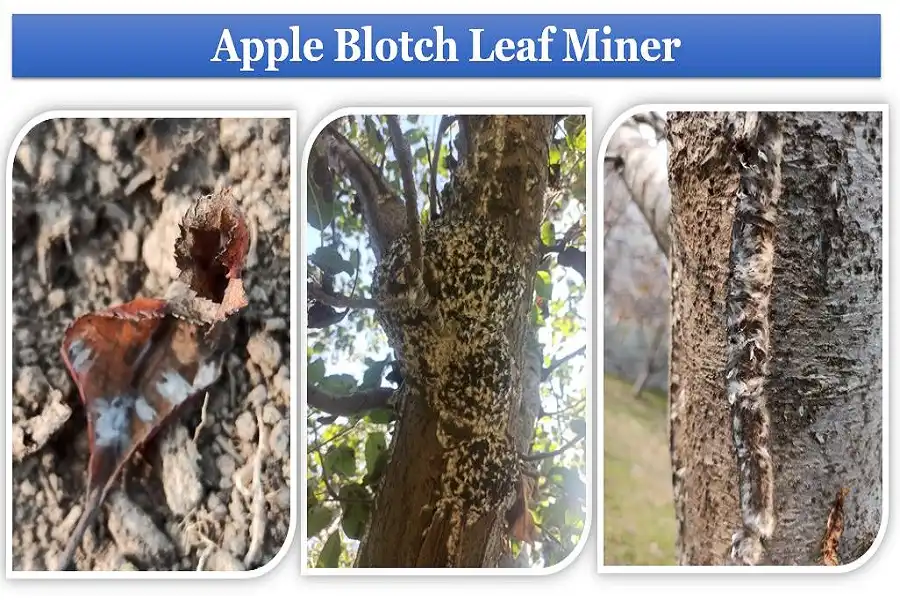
<box><xmin>549</xmin><ymin>146</ymin><xmax>561</xmax><ymax>166</ymax></box>
<box><xmin>535</xmin><ymin>271</ymin><xmax>553</xmax><ymax>301</ymax></box>
<box><xmin>541</xmin><ymin>222</ymin><xmax>556</xmax><ymax>247</ymax></box>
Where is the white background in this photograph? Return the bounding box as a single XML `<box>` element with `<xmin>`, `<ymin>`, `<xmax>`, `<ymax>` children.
<box><xmin>1</xmin><ymin>0</ymin><xmax>897</xmax><ymax>598</ymax></box>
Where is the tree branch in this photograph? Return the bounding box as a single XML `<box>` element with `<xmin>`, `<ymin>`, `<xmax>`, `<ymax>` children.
<box><xmin>308</xmin><ymin>281</ymin><xmax>376</xmax><ymax>310</ymax></box>
<box><xmin>522</xmin><ymin>432</ymin><xmax>586</xmax><ymax>461</ymax></box>
<box><xmin>307</xmin><ymin>384</ymin><xmax>396</xmax><ymax>417</ymax></box>
<box><xmin>386</xmin><ymin>115</ymin><xmax>423</xmax><ymax>274</ymax></box>
<box><xmin>542</xmin><ymin>345</ymin><xmax>586</xmax><ymax>381</ymax></box>
<box><xmin>429</xmin><ymin>115</ymin><xmax>455</xmax><ymax>217</ymax></box>
<box><xmin>318</xmin><ymin>125</ymin><xmax>406</xmax><ymax>260</ymax></box>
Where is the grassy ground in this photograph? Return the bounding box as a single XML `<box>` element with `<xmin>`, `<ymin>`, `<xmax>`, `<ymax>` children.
<box><xmin>602</xmin><ymin>374</ymin><xmax>677</xmax><ymax>566</ymax></box>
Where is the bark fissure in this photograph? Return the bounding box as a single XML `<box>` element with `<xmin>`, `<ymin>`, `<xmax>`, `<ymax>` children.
<box><xmin>724</xmin><ymin>113</ymin><xmax>781</xmax><ymax>565</ymax></box>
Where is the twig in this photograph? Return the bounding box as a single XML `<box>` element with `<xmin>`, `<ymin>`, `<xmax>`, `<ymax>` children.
<box><xmin>320</xmin><ymin>125</ymin><xmax>406</xmax><ymax>259</ymax></box>
<box><xmin>312</xmin><ymin>420</ymin><xmax>342</xmax><ymax>502</ymax></box>
<box><xmin>196</xmin><ymin>542</ymin><xmax>215</xmax><ymax>572</ymax></box>
<box><xmin>523</xmin><ymin>432</ymin><xmax>586</xmax><ymax>461</ymax></box>
<box><xmin>57</xmin><ymin>486</ymin><xmax>104</xmax><ymax>570</ymax></box>
<box><xmin>308</xmin><ymin>421</ymin><xmax>363</xmax><ymax>453</ymax></box>
<box><xmin>429</xmin><ymin>115</ymin><xmax>455</xmax><ymax>217</ymax></box>
<box><xmin>308</xmin><ymin>281</ymin><xmax>376</xmax><ymax>310</ymax></box>
<box><xmin>242</xmin><ymin>406</ymin><xmax>268</xmax><ymax>569</ymax></box>
<box><xmin>192</xmin><ymin>391</ymin><xmax>211</xmax><ymax>443</ymax></box>
<box><xmin>307</xmin><ymin>384</ymin><xmax>395</xmax><ymax>417</ymax></box>
<box><xmin>386</xmin><ymin>115</ymin><xmax>423</xmax><ymax>273</ymax></box>
<box><xmin>542</xmin><ymin>345</ymin><xmax>586</xmax><ymax>381</ymax></box>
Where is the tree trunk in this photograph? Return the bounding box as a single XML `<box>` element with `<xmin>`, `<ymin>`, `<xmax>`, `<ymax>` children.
<box><xmin>667</xmin><ymin>111</ymin><xmax>882</xmax><ymax>566</ymax></box>
<box><xmin>355</xmin><ymin>116</ymin><xmax>553</xmax><ymax>567</ymax></box>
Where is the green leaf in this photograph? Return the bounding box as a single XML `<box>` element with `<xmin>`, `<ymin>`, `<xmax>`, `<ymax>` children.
<box><xmin>574</xmin><ymin>126</ymin><xmax>587</xmax><ymax>153</ymax></box>
<box><xmin>307</xmin><ymin>480</ymin><xmax>319</xmax><ymax>509</ymax></box>
<box><xmin>535</xmin><ymin>270</ymin><xmax>553</xmax><ymax>301</ymax></box>
<box><xmin>405</xmin><ymin>128</ymin><xmax>426</xmax><ymax>144</ymax></box>
<box><xmin>364</xmin><ymin>117</ymin><xmax>385</xmax><ymax>154</ymax></box>
<box><xmin>310</xmin><ymin>246</ymin><xmax>355</xmax><ymax>276</ymax></box>
<box><xmin>531</xmin><ymin>303</ymin><xmax>544</xmax><ymax>327</ymax></box>
<box><xmin>540</xmin><ymin>222</ymin><xmax>556</xmax><ymax>247</ymax></box>
<box><xmin>569</xmin><ymin>418</ymin><xmax>587</xmax><ymax>437</ymax></box>
<box><xmin>414</xmin><ymin>146</ymin><xmax>429</xmax><ymax>161</ymax></box>
<box><xmin>364</xmin><ymin>450</ymin><xmax>389</xmax><ymax>486</ymax></box>
<box><xmin>339</xmin><ymin>483</ymin><xmax>372</xmax><ymax>540</ymax></box>
<box><xmin>324</xmin><ymin>445</ymin><xmax>356</xmax><ymax>478</ymax></box>
<box><xmin>307</xmin><ymin>182</ymin><xmax>335</xmax><ymax>230</ymax></box>
<box><xmin>549</xmin><ymin>146</ymin><xmax>562</xmax><ymax>166</ymax></box>
<box><xmin>366</xmin><ymin>408</ymin><xmax>395</xmax><ymax>424</ymax></box>
<box><xmin>319</xmin><ymin>374</ymin><xmax>358</xmax><ymax>396</ymax></box>
<box><xmin>360</xmin><ymin>360</ymin><xmax>389</xmax><ymax>391</ymax></box>
<box><xmin>365</xmin><ymin>432</ymin><xmax>388</xmax><ymax>473</ymax></box>
<box><xmin>307</xmin><ymin>504</ymin><xmax>335</xmax><ymax>537</ymax></box>
<box><xmin>307</xmin><ymin>358</ymin><xmax>326</xmax><ymax>385</ymax></box>
<box><xmin>316</xmin><ymin>531</ymin><xmax>342</xmax><ymax>568</ymax></box>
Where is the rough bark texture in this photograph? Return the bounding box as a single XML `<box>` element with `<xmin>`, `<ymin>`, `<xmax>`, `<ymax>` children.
<box><xmin>355</xmin><ymin>116</ymin><xmax>553</xmax><ymax>567</ymax></box>
<box><xmin>667</xmin><ymin>111</ymin><xmax>882</xmax><ymax>566</ymax></box>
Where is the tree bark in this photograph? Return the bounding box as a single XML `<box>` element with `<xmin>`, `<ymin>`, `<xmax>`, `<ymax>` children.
<box><xmin>355</xmin><ymin>116</ymin><xmax>553</xmax><ymax>567</ymax></box>
<box><xmin>667</xmin><ymin>111</ymin><xmax>882</xmax><ymax>566</ymax></box>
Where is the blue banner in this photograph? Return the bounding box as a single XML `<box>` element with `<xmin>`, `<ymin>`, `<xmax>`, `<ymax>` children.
<box><xmin>11</xmin><ymin>14</ymin><xmax>881</xmax><ymax>78</ymax></box>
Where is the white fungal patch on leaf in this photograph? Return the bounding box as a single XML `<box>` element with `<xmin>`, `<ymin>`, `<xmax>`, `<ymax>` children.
<box><xmin>67</xmin><ymin>338</ymin><xmax>93</xmax><ymax>374</ymax></box>
<box><xmin>155</xmin><ymin>360</ymin><xmax>220</xmax><ymax>407</ymax></box>
<box><xmin>193</xmin><ymin>360</ymin><xmax>220</xmax><ymax>390</ymax></box>
<box><xmin>134</xmin><ymin>396</ymin><xmax>157</xmax><ymax>423</ymax></box>
<box><xmin>156</xmin><ymin>370</ymin><xmax>195</xmax><ymax>406</ymax></box>
<box><xmin>92</xmin><ymin>396</ymin><xmax>133</xmax><ymax>448</ymax></box>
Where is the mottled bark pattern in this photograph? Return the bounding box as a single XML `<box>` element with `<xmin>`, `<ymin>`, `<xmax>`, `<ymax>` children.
<box><xmin>667</xmin><ymin>111</ymin><xmax>882</xmax><ymax>566</ymax></box>
<box><xmin>766</xmin><ymin>112</ymin><xmax>882</xmax><ymax>565</ymax></box>
<box><xmin>667</xmin><ymin>113</ymin><xmax>742</xmax><ymax>565</ymax></box>
<box><xmin>356</xmin><ymin>116</ymin><xmax>553</xmax><ymax>567</ymax></box>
